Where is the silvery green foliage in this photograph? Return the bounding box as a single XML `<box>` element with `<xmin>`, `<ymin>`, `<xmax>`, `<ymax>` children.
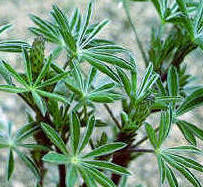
<box><xmin>0</xmin><ymin>1</ymin><xmax>202</xmax><ymax>187</ymax></box>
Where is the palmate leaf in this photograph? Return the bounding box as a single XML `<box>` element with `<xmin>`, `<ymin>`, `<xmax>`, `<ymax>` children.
<box><xmin>83</xmin><ymin>54</ymin><xmax>120</xmax><ymax>82</ymax></box>
<box><xmin>84</xmin><ymin>167</ymin><xmax>116</xmax><ymax>187</ymax></box>
<box><xmin>155</xmin><ymin>96</ymin><xmax>182</xmax><ymax>103</ymax></box>
<box><xmin>65</xmin><ymin>79</ymin><xmax>83</xmax><ymax>96</ymax></box>
<box><xmin>78</xmin><ymin>167</ymin><xmax>97</xmax><ymax>187</ymax></box>
<box><xmin>41</xmin><ymin>123</ymin><xmax>69</xmax><ymax>155</ymax></box>
<box><xmin>36</xmin><ymin>89</ymin><xmax>67</xmax><ymax>103</ymax></box>
<box><xmin>51</xmin><ymin>4</ymin><xmax>76</xmax><ymax>52</ymax></box>
<box><xmin>176</xmin><ymin>120</ymin><xmax>197</xmax><ymax>145</ymax></box>
<box><xmin>0</xmin><ymin>40</ymin><xmax>30</xmax><ymax>53</ymax></box>
<box><xmin>165</xmin><ymin>145</ymin><xmax>202</xmax><ymax>154</ymax></box>
<box><xmin>0</xmin><ymin>85</ymin><xmax>27</xmax><ymax>93</ymax></box>
<box><xmin>85</xmin><ymin>66</ymin><xmax>97</xmax><ymax>92</ymax></box>
<box><xmin>6</xmin><ymin>149</ymin><xmax>14</xmax><ymax>181</ymax></box>
<box><xmin>13</xmin><ymin>122</ymin><xmax>39</xmax><ymax>142</ymax></box>
<box><xmin>37</xmin><ymin>71</ymin><xmax>70</xmax><ymax>89</ymax></box>
<box><xmin>145</xmin><ymin>123</ymin><xmax>158</xmax><ymax>149</ymax></box>
<box><xmin>176</xmin><ymin>87</ymin><xmax>203</xmax><ymax>116</ymax></box>
<box><xmin>156</xmin><ymin>77</ymin><xmax>167</xmax><ymax>95</ymax></box>
<box><xmin>78</xmin><ymin>115</ymin><xmax>95</xmax><ymax>153</ymax></box>
<box><xmin>88</xmin><ymin>44</ymin><xmax>128</xmax><ymax>54</ymax></box>
<box><xmin>182</xmin><ymin>121</ymin><xmax>203</xmax><ymax>141</ymax></box>
<box><xmin>165</xmin><ymin>165</ymin><xmax>178</xmax><ymax>187</ymax></box>
<box><xmin>149</xmin><ymin>0</ymin><xmax>197</xmax><ymax>24</ymax></box>
<box><xmin>88</xmin><ymin>92</ymin><xmax>122</xmax><ymax>103</ymax></box>
<box><xmin>158</xmin><ymin>108</ymin><xmax>173</xmax><ymax>147</ymax></box>
<box><xmin>162</xmin><ymin>154</ymin><xmax>201</xmax><ymax>187</ymax></box>
<box><xmin>18</xmin><ymin>144</ymin><xmax>49</xmax><ymax>151</ymax></box>
<box><xmin>164</xmin><ymin>153</ymin><xmax>203</xmax><ymax>172</ymax></box>
<box><xmin>0</xmin><ymin>60</ymin><xmax>12</xmax><ymax>84</ymax></box>
<box><xmin>71</xmin><ymin>61</ymin><xmax>84</xmax><ymax>92</ymax></box>
<box><xmin>193</xmin><ymin>0</ymin><xmax>203</xmax><ymax>36</ymax></box>
<box><xmin>29</xmin><ymin>14</ymin><xmax>60</xmax><ymax>44</ymax></box>
<box><xmin>69</xmin><ymin>112</ymin><xmax>81</xmax><ymax>154</ymax></box>
<box><xmin>0</xmin><ymin>120</ymin><xmax>48</xmax><ymax>182</ymax></box>
<box><xmin>0</xmin><ymin>24</ymin><xmax>12</xmax><ymax>34</ymax></box>
<box><xmin>84</xmin><ymin>51</ymin><xmax>132</xmax><ymax>70</ymax></box>
<box><xmin>34</xmin><ymin>55</ymin><xmax>52</xmax><ymax>86</ymax></box>
<box><xmin>81</xmin><ymin>160</ymin><xmax>131</xmax><ymax>175</ymax></box>
<box><xmin>42</xmin><ymin>152</ymin><xmax>70</xmax><ymax>164</ymax></box>
<box><xmin>69</xmin><ymin>8</ymin><xmax>80</xmax><ymax>32</ymax></box>
<box><xmin>81</xmin><ymin>19</ymin><xmax>109</xmax><ymax>48</ymax></box>
<box><xmin>176</xmin><ymin>120</ymin><xmax>203</xmax><ymax>144</ymax></box>
<box><xmin>29</xmin><ymin>27</ymin><xmax>59</xmax><ymax>44</ymax></box>
<box><xmin>156</xmin><ymin>145</ymin><xmax>203</xmax><ymax>187</ymax></box>
<box><xmin>89</xmin><ymin>92</ymin><xmax>121</xmax><ymax>103</ymax></box>
<box><xmin>66</xmin><ymin>165</ymin><xmax>78</xmax><ymax>187</ymax></box>
<box><xmin>64</xmin><ymin>60</ymin><xmax>122</xmax><ymax>105</ymax></box>
<box><xmin>29</xmin><ymin>1</ymin><xmax>131</xmax><ymax>82</ymax></box>
<box><xmin>157</xmin><ymin>154</ymin><xmax>166</xmax><ymax>184</ymax></box>
<box><xmin>83</xmin><ymin>142</ymin><xmax>126</xmax><ymax>158</ymax></box>
<box><xmin>1</xmin><ymin>121</ymin><xmax>39</xmax><ymax>146</ymax></box>
<box><xmin>42</xmin><ymin>112</ymin><xmax>129</xmax><ymax>187</ymax></box>
<box><xmin>1</xmin><ymin>48</ymin><xmax>68</xmax><ymax>109</ymax></box>
<box><xmin>167</xmin><ymin>66</ymin><xmax>179</xmax><ymax>97</ymax></box>
<box><xmin>176</xmin><ymin>0</ymin><xmax>194</xmax><ymax>37</ymax></box>
<box><xmin>117</xmin><ymin>68</ymin><xmax>131</xmax><ymax>96</ymax></box>
<box><xmin>91</xmin><ymin>83</ymin><xmax>115</xmax><ymax>93</ymax></box>
<box><xmin>137</xmin><ymin>63</ymin><xmax>159</xmax><ymax>99</ymax></box>
<box><xmin>32</xmin><ymin>91</ymin><xmax>47</xmax><ymax>117</ymax></box>
<box><xmin>77</xmin><ymin>1</ymin><xmax>93</xmax><ymax>46</ymax></box>
<box><xmin>14</xmin><ymin>149</ymin><xmax>40</xmax><ymax>181</ymax></box>
<box><xmin>3</xmin><ymin>61</ymin><xmax>28</xmax><ymax>87</ymax></box>
<box><xmin>0</xmin><ymin>137</ymin><xmax>9</xmax><ymax>149</ymax></box>
<box><xmin>22</xmin><ymin>48</ymin><xmax>32</xmax><ymax>84</ymax></box>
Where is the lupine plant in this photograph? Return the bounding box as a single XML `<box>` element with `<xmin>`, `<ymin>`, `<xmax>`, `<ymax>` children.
<box><xmin>0</xmin><ymin>0</ymin><xmax>203</xmax><ymax>186</ymax></box>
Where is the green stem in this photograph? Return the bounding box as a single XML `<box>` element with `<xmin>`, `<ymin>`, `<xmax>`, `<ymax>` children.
<box><xmin>104</xmin><ymin>103</ymin><xmax>122</xmax><ymax>129</ymax></box>
<box><xmin>123</xmin><ymin>0</ymin><xmax>148</xmax><ymax>66</ymax></box>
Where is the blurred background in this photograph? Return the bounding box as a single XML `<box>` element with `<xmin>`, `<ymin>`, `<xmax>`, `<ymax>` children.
<box><xmin>0</xmin><ymin>0</ymin><xmax>202</xmax><ymax>186</ymax></box>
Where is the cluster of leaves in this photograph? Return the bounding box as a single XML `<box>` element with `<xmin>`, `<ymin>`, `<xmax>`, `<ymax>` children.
<box><xmin>0</xmin><ymin>0</ymin><xmax>202</xmax><ymax>187</ymax></box>
<box><xmin>120</xmin><ymin>0</ymin><xmax>203</xmax><ymax>186</ymax></box>
<box><xmin>41</xmin><ymin>113</ymin><xmax>130</xmax><ymax>187</ymax></box>
<box><xmin>0</xmin><ymin>121</ymin><xmax>43</xmax><ymax>181</ymax></box>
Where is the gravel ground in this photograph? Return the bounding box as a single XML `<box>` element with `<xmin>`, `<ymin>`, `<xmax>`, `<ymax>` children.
<box><xmin>0</xmin><ymin>0</ymin><xmax>202</xmax><ymax>186</ymax></box>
